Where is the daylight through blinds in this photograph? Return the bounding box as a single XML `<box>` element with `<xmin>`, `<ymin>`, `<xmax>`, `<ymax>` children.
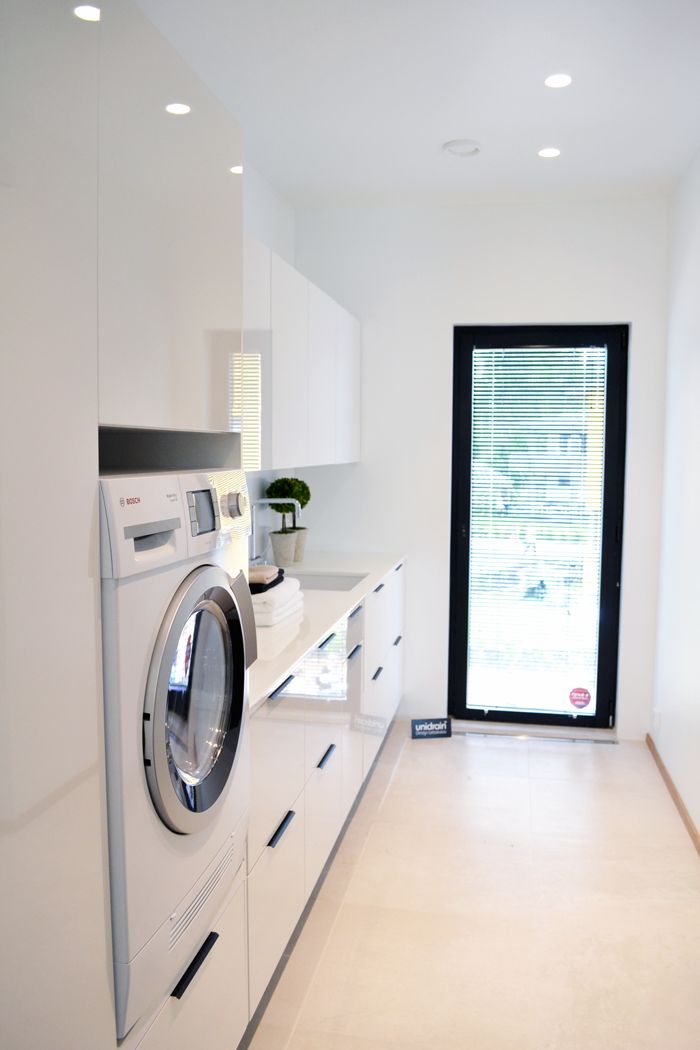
<box><xmin>466</xmin><ymin>346</ymin><xmax>607</xmax><ymax>717</ymax></box>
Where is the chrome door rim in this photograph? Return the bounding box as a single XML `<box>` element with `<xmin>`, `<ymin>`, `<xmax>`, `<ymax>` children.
<box><xmin>143</xmin><ymin>565</ymin><xmax>247</xmax><ymax>834</ymax></box>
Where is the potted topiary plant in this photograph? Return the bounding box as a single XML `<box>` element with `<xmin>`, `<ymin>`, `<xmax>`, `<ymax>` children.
<box><xmin>265</xmin><ymin>476</ymin><xmax>311</xmax><ymax>564</ymax></box>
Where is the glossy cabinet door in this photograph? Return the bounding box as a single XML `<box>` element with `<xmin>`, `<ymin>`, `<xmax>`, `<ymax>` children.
<box><xmin>240</xmin><ymin>237</ymin><xmax>273</xmax><ymax>470</ymax></box>
<box><xmin>98</xmin><ymin>0</ymin><xmax>243</xmax><ymax>431</ymax></box>
<box><xmin>247</xmin><ymin>800</ymin><xmax>306</xmax><ymax>1015</ymax></box>
<box><xmin>307</xmin><ymin>283</ymin><xmax>338</xmax><ymax>466</ymax></box>
<box><xmin>248</xmin><ymin>692</ymin><xmax>305</xmax><ymax>870</ymax></box>
<box><xmin>336</xmin><ymin>307</ymin><xmax>362</xmax><ymax>463</ymax></box>
<box><xmin>361</xmin><ymin>563</ymin><xmax>406</xmax><ymax>774</ymax></box>
<box><xmin>305</xmin><ymin>732</ymin><xmax>344</xmax><ymax>899</ymax></box>
<box><xmin>136</xmin><ymin>872</ymin><xmax>249</xmax><ymax>1050</ymax></box>
<box><xmin>241</xmin><ymin>238</ymin><xmax>361</xmax><ymax>468</ymax></box>
<box><xmin>0</xmin><ymin>4</ymin><xmax>116</xmax><ymax>1046</ymax></box>
<box><xmin>271</xmin><ymin>252</ymin><xmax>309</xmax><ymax>466</ymax></box>
<box><xmin>342</xmin><ymin>616</ymin><xmax>365</xmax><ymax>817</ymax></box>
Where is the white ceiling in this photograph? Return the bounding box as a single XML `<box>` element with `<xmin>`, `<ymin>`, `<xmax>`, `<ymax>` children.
<box><xmin>135</xmin><ymin>0</ymin><xmax>700</xmax><ymax>206</ymax></box>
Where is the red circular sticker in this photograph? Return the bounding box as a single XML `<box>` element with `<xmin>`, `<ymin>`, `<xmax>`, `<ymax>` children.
<box><xmin>569</xmin><ymin>687</ymin><xmax>591</xmax><ymax>709</ymax></box>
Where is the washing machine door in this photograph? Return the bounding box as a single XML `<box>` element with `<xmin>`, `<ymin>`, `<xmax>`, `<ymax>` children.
<box><xmin>143</xmin><ymin>566</ymin><xmax>256</xmax><ymax>835</ymax></box>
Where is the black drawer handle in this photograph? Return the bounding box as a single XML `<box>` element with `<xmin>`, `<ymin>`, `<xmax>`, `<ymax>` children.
<box><xmin>373</xmin><ymin>582</ymin><xmax>385</xmax><ymax>593</ymax></box>
<box><xmin>372</xmin><ymin>666</ymin><xmax>384</xmax><ymax>681</ymax></box>
<box><xmin>171</xmin><ymin>932</ymin><xmax>219</xmax><ymax>1000</ymax></box>
<box><xmin>395</xmin><ymin>563</ymin><xmax>404</xmax><ymax>572</ymax></box>
<box><xmin>393</xmin><ymin>635</ymin><xmax>403</xmax><ymax>647</ymax></box>
<box><xmin>317</xmin><ymin>743</ymin><xmax>337</xmax><ymax>769</ymax></box>
<box><xmin>269</xmin><ymin>674</ymin><xmax>295</xmax><ymax>700</ymax></box>
<box><xmin>347</xmin><ymin>643</ymin><xmax>362</xmax><ymax>662</ymax></box>
<box><xmin>318</xmin><ymin>632</ymin><xmax>336</xmax><ymax>650</ymax></box>
<box><xmin>348</xmin><ymin>604</ymin><xmax>363</xmax><ymax>620</ymax></box>
<box><xmin>268</xmin><ymin>809</ymin><xmax>296</xmax><ymax>848</ymax></box>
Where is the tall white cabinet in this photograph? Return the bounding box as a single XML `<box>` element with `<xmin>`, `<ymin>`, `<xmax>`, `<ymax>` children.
<box><xmin>1</xmin><ymin>3</ymin><xmax>116</xmax><ymax>1046</ymax></box>
<box><xmin>241</xmin><ymin>238</ymin><xmax>362</xmax><ymax>470</ymax></box>
<box><xmin>98</xmin><ymin>1</ymin><xmax>244</xmax><ymax>433</ymax></box>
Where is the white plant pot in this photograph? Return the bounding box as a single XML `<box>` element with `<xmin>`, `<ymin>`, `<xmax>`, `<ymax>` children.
<box><xmin>292</xmin><ymin>527</ymin><xmax>308</xmax><ymax>563</ymax></box>
<box><xmin>270</xmin><ymin>530</ymin><xmax>297</xmax><ymax>568</ymax></box>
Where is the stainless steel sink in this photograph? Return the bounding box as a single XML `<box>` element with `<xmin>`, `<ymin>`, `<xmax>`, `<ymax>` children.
<box><xmin>289</xmin><ymin>572</ymin><xmax>368</xmax><ymax>592</ymax></box>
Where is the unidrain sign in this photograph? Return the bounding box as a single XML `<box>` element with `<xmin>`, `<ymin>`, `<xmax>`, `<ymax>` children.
<box><xmin>411</xmin><ymin>717</ymin><xmax>452</xmax><ymax>739</ymax></box>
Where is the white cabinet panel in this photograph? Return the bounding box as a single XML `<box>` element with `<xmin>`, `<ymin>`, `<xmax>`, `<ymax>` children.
<box><xmin>305</xmin><ymin>737</ymin><xmax>344</xmax><ymax>899</ymax></box>
<box><xmin>137</xmin><ymin>873</ymin><xmax>248</xmax><ymax>1050</ymax></box>
<box><xmin>248</xmin><ymin>693</ymin><xmax>305</xmax><ymax>870</ymax></box>
<box><xmin>98</xmin><ymin>0</ymin><xmax>243</xmax><ymax>432</ymax></box>
<box><xmin>241</xmin><ymin>239</ymin><xmax>360</xmax><ymax>469</ymax></box>
<box><xmin>335</xmin><ymin>307</ymin><xmax>362</xmax><ymax>463</ymax></box>
<box><xmin>361</xmin><ymin>563</ymin><xmax>405</xmax><ymax>775</ymax></box>
<box><xmin>362</xmin><ymin>667</ymin><xmax>389</xmax><ymax>778</ymax></box>
<box><xmin>248</xmin><ymin>800</ymin><xmax>305</xmax><ymax>1015</ymax></box>
<box><xmin>271</xmin><ymin>253</ymin><xmax>309</xmax><ymax>467</ymax></box>
<box><xmin>342</xmin><ymin>634</ymin><xmax>365</xmax><ymax>814</ymax></box>
<box><xmin>308</xmin><ymin>283</ymin><xmax>338</xmax><ymax>466</ymax></box>
<box><xmin>241</xmin><ymin>237</ymin><xmax>272</xmax><ymax>470</ymax></box>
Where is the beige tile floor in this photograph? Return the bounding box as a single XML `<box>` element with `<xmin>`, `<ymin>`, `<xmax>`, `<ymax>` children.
<box><xmin>248</xmin><ymin>723</ymin><xmax>700</xmax><ymax>1050</ymax></box>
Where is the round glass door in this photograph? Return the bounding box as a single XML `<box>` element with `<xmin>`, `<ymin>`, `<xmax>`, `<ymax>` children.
<box><xmin>144</xmin><ymin>566</ymin><xmax>246</xmax><ymax>834</ymax></box>
<box><xmin>166</xmin><ymin>601</ymin><xmax>232</xmax><ymax>799</ymax></box>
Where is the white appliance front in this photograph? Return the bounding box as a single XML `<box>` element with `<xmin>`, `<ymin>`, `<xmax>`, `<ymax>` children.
<box><xmin>99</xmin><ymin>470</ymin><xmax>256</xmax><ymax>1038</ymax></box>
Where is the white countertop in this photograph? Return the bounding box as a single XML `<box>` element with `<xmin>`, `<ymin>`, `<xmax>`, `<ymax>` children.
<box><xmin>248</xmin><ymin>551</ymin><xmax>404</xmax><ymax>714</ymax></box>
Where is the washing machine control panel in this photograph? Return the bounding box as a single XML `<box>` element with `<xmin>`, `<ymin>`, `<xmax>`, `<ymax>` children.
<box><xmin>225</xmin><ymin>490</ymin><xmax>248</xmax><ymax>519</ymax></box>
<box><xmin>179</xmin><ymin>470</ymin><xmax>251</xmax><ymax>557</ymax></box>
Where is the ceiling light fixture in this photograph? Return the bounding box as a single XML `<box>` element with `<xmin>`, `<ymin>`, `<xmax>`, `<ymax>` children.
<box><xmin>538</xmin><ymin>147</ymin><xmax>561</xmax><ymax>158</ymax></box>
<box><xmin>165</xmin><ymin>103</ymin><xmax>191</xmax><ymax>116</ymax></box>
<box><xmin>73</xmin><ymin>5</ymin><xmax>101</xmax><ymax>20</ymax></box>
<box><xmin>544</xmin><ymin>73</ymin><xmax>572</xmax><ymax>88</ymax></box>
<box><xmin>229</xmin><ymin>165</ymin><xmax>244</xmax><ymax>175</ymax></box>
<box><xmin>442</xmin><ymin>138</ymin><xmax>481</xmax><ymax>157</ymax></box>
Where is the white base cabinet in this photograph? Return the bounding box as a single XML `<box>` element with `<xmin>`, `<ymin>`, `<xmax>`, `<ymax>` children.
<box><xmin>246</xmin><ymin>562</ymin><xmax>404</xmax><ymax>1023</ymax></box>
<box><xmin>136</xmin><ymin>870</ymin><xmax>248</xmax><ymax>1050</ymax></box>
<box><xmin>247</xmin><ymin>799</ymin><xmax>306</xmax><ymax>1015</ymax></box>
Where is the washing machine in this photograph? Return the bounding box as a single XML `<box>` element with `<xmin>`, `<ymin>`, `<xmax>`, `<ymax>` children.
<box><xmin>99</xmin><ymin>469</ymin><xmax>257</xmax><ymax>1038</ymax></box>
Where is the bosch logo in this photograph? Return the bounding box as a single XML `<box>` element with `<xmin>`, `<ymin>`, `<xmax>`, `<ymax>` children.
<box><xmin>119</xmin><ymin>498</ymin><xmax>125</xmax><ymax>507</ymax></box>
<box><xmin>125</xmin><ymin>497</ymin><xmax>141</xmax><ymax>506</ymax></box>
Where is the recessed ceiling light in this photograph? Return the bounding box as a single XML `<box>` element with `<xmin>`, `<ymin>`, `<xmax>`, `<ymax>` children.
<box><xmin>538</xmin><ymin>147</ymin><xmax>561</xmax><ymax>158</ymax></box>
<box><xmin>165</xmin><ymin>103</ymin><xmax>191</xmax><ymax>116</ymax></box>
<box><xmin>545</xmin><ymin>73</ymin><xmax>572</xmax><ymax>89</ymax></box>
<box><xmin>229</xmin><ymin>165</ymin><xmax>244</xmax><ymax>175</ymax></box>
<box><xmin>73</xmin><ymin>5</ymin><xmax>101</xmax><ymax>20</ymax></box>
<box><xmin>442</xmin><ymin>138</ymin><xmax>481</xmax><ymax>158</ymax></box>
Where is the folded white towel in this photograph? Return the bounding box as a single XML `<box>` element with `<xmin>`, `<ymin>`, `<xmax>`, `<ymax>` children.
<box><xmin>254</xmin><ymin>593</ymin><xmax>304</xmax><ymax>627</ymax></box>
<box><xmin>251</xmin><ymin>576</ymin><xmax>300</xmax><ymax>611</ymax></box>
<box><xmin>255</xmin><ymin>610</ymin><xmax>305</xmax><ymax>657</ymax></box>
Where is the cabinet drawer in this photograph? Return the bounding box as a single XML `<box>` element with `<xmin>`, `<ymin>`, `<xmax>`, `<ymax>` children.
<box><xmin>136</xmin><ymin>873</ymin><xmax>248</xmax><ymax>1050</ymax></box>
<box><xmin>346</xmin><ymin>601</ymin><xmax>364</xmax><ymax>655</ymax></box>
<box><xmin>305</xmin><ymin>740</ymin><xmax>344</xmax><ymax>899</ymax></box>
<box><xmin>342</xmin><ymin>640</ymin><xmax>364</xmax><ymax>817</ymax></box>
<box><xmin>361</xmin><ymin>664</ymin><xmax>390</xmax><ymax>779</ymax></box>
<box><xmin>248</xmin><ymin>694</ymin><xmax>305</xmax><ymax>869</ymax></box>
<box><xmin>248</xmin><ymin>799</ymin><xmax>306</xmax><ymax>1014</ymax></box>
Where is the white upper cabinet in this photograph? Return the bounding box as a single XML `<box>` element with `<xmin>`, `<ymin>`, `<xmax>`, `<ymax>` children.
<box><xmin>335</xmin><ymin>307</ymin><xmax>362</xmax><ymax>463</ymax></box>
<box><xmin>98</xmin><ymin>0</ymin><xmax>243</xmax><ymax>432</ymax></box>
<box><xmin>241</xmin><ymin>238</ymin><xmax>361</xmax><ymax>469</ymax></box>
<box><xmin>270</xmin><ymin>252</ymin><xmax>310</xmax><ymax>467</ymax></box>
<box><xmin>307</xmin><ymin>283</ymin><xmax>338</xmax><ymax>466</ymax></box>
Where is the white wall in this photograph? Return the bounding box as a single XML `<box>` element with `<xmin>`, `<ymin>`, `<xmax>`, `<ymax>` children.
<box><xmin>0</xmin><ymin>4</ymin><xmax>115</xmax><ymax>1047</ymax></box>
<box><xmin>652</xmin><ymin>149</ymin><xmax>700</xmax><ymax>826</ymax></box>
<box><xmin>295</xmin><ymin>195</ymin><xmax>669</xmax><ymax>739</ymax></box>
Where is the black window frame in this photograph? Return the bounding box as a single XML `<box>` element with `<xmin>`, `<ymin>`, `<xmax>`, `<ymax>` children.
<box><xmin>448</xmin><ymin>324</ymin><xmax>628</xmax><ymax>729</ymax></box>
